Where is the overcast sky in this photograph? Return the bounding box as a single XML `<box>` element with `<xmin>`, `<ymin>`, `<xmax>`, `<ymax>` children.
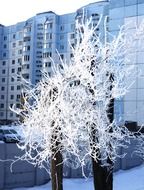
<box><xmin>0</xmin><ymin>0</ymin><xmax>102</xmax><ymax>26</ymax></box>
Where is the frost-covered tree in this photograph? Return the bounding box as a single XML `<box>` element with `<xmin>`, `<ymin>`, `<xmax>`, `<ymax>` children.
<box><xmin>13</xmin><ymin>18</ymin><xmax>144</xmax><ymax>190</ymax></box>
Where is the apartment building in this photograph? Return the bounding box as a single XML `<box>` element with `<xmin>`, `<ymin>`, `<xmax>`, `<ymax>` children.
<box><xmin>0</xmin><ymin>1</ymin><xmax>109</xmax><ymax>123</ymax></box>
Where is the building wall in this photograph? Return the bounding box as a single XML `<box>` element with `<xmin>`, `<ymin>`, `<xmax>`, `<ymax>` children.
<box><xmin>0</xmin><ymin>139</ymin><xmax>142</xmax><ymax>189</ymax></box>
<box><xmin>109</xmin><ymin>0</ymin><xmax>144</xmax><ymax>126</ymax></box>
<box><xmin>0</xmin><ymin>1</ymin><xmax>109</xmax><ymax>123</ymax></box>
<box><xmin>0</xmin><ymin>142</ymin><xmax>50</xmax><ymax>190</ymax></box>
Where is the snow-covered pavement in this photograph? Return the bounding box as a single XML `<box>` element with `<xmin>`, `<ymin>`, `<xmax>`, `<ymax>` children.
<box><xmin>13</xmin><ymin>165</ymin><xmax>144</xmax><ymax>190</ymax></box>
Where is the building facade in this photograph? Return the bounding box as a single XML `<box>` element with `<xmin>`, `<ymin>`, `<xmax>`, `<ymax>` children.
<box><xmin>109</xmin><ymin>0</ymin><xmax>144</xmax><ymax>126</ymax></box>
<box><xmin>1</xmin><ymin>0</ymin><xmax>144</xmax><ymax>126</ymax></box>
<box><xmin>0</xmin><ymin>1</ymin><xmax>109</xmax><ymax>123</ymax></box>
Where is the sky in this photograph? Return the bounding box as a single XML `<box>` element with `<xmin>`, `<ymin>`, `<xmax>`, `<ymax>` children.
<box><xmin>0</xmin><ymin>0</ymin><xmax>102</xmax><ymax>26</ymax></box>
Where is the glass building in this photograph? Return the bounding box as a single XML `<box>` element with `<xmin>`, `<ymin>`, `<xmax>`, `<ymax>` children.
<box><xmin>109</xmin><ymin>0</ymin><xmax>144</xmax><ymax>126</ymax></box>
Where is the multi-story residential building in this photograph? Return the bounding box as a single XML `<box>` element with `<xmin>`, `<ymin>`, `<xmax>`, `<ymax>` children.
<box><xmin>0</xmin><ymin>1</ymin><xmax>109</xmax><ymax>123</ymax></box>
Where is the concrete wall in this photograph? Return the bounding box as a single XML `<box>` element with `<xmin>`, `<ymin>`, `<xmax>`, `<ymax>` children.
<box><xmin>0</xmin><ymin>142</ymin><xmax>50</xmax><ymax>190</ymax></box>
<box><xmin>0</xmin><ymin>139</ymin><xmax>143</xmax><ymax>189</ymax></box>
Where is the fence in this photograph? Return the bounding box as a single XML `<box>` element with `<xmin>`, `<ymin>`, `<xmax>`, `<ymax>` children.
<box><xmin>0</xmin><ymin>143</ymin><xmax>50</xmax><ymax>190</ymax></box>
<box><xmin>0</xmin><ymin>139</ymin><xmax>143</xmax><ymax>189</ymax></box>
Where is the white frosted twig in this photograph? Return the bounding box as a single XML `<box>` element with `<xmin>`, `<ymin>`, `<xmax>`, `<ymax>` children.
<box><xmin>12</xmin><ymin>18</ymin><xmax>144</xmax><ymax>172</ymax></box>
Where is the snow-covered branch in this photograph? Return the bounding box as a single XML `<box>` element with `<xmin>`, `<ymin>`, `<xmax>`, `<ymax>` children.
<box><xmin>12</xmin><ymin>18</ymin><xmax>144</xmax><ymax>171</ymax></box>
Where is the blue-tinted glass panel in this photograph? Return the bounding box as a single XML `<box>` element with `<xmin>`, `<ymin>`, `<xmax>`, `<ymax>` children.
<box><xmin>138</xmin><ymin>3</ymin><xmax>144</xmax><ymax>15</ymax></box>
<box><xmin>125</xmin><ymin>0</ymin><xmax>137</xmax><ymax>6</ymax></box>
<box><xmin>110</xmin><ymin>7</ymin><xmax>124</xmax><ymax>19</ymax></box>
<box><xmin>138</xmin><ymin>0</ymin><xmax>144</xmax><ymax>4</ymax></box>
<box><xmin>125</xmin><ymin>5</ymin><xmax>137</xmax><ymax>17</ymax></box>
<box><xmin>109</xmin><ymin>19</ymin><xmax>124</xmax><ymax>31</ymax></box>
<box><xmin>110</xmin><ymin>0</ymin><xmax>124</xmax><ymax>9</ymax></box>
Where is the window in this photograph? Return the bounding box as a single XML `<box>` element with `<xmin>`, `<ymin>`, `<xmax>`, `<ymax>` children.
<box><xmin>18</xmin><ymin>67</ymin><xmax>21</xmax><ymax>72</ymax></box>
<box><xmin>60</xmin><ymin>54</ymin><xmax>64</xmax><ymax>60</ymax></box>
<box><xmin>16</xmin><ymin>103</ymin><xmax>21</xmax><ymax>108</ymax></box>
<box><xmin>0</xmin><ymin>112</ymin><xmax>4</xmax><ymax>117</ymax></box>
<box><xmin>22</xmin><ymin>64</ymin><xmax>29</xmax><ymax>69</ymax></box>
<box><xmin>49</xmin><ymin>23</ymin><xmax>53</xmax><ymax>29</ymax></box>
<box><xmin>3</xmin><ymin>44</ymin><xmax>7</xmax><ymax>48</ymax></box>
<box><xmin>2</xmin><ymin>61</ymin><xmax>6</xmax><ymax>66</ymax></box>
<box><xmin>13</xmin><ymin>34</ymin><xmax>16</xmax><ymax>39</ymax></box>
<box><xmin>60</xmin><ymin>45</ymin><xmax>64</xmax><ymax>50</ymax></box>
<box><xmin>1</xmin><ymin>86</ymin><xmax>5</xmax><ymax>91</ymax></box>
<box><xmin>92</xmin><ymin>13</ymin><xmax>99</xmax><ymax>17</ymax></box>
<box><xmin>12</xmin><ymin>43</ymin><xmax>16</xmax><ymax>48</ymax></box>
<box><xmin>19</xmin><ymin>32</ymin><xmax>23</xmax><ymax>38</ymax></box>
<box><xmin>71</xmin><ymin>24</ymin><xmax>75</xmax><ymax>30</ymax></box>
<box><xmin>60</xmin><ymin>25</ymin><xmax>64</xmax><ymax>31</ymax></box>
<box><xmin>45</xmin><ymin>33</ymin><xmax>52</xmax><ymax>40</ymax></box>
<box><xmin>2</xmin><ymin>69</ymin><xmax>5</xmax><ymax>74</ymax></box>
<box><xmin>18</xmin><ymin>49</ymin><xmax>22</xmax><ymax>54</ymax></box>
<box><xmin>3</xmin><ymin>53</ymin><xmax>6</xmax><ymax>57</ymax></box>
<box><xmin>37</xmin><ymin>36</ymin><xmax>43</xmax><ymax>40</ymax></box>
<box><xmin>24</xmin><ymin>27</ymin><xmax>31</xmax><ymax>32</ymax></box>
<box><xmin>45</xmin><ymin>62</ymin><xmax>51</xmax><ymax>67</ymax></box>
<box><xmin>12</xmin><ymin>60</ymin><xmax>15</xmax><ymax>64</ymax></box>
<box><xmin>70</xmin><ymin>33</ymin><xmax>75</xmax><ymax>39</ymax></box>
<box><xmin>0</xmin><ymin>104</ymin><xmax>4</xmax><ymax>108</ymax></box>
<box><xmin>43</xmin><ymin>52</ymin><xmax>52</xmax><ymax>58</ymax></box>
<box><xmin>1</xmin><ymin>95</ymin><xmax>4</xmax><ymax>99</ymax></box>
<box><xmin>18</xmin><ymin>58</ymin><xmax>22</xmax><ymax>64</ymax></box>
<box><xmin>23</xmin><ymin>74</ymin><xmax>29</xmax><ymax>79</ymax></box>
<box><xmin>37</xmin><ymin>64</ymin><xmax>42</xmax><ymax>68</ymax></box>
<box><xmin>2</xmin><ymin>78</ymin><xmax>5</xmax><ymax>82</ymax></box>
<box><xmin>11</xmin><ymin>86</ymin><xmax>14</xmax><ymax>90</ymax></box>
<box><xmin>71</xmin><ymin>43</ymin><xmax>75</xmax><ymax>48</ymax></box>
<box><xmin>17</xmin><ymin>94</ymin><xmax>21</xmax><ymax>99</ymax></box>
<box><xmin>11</xmin><ymin>68</ymin><xmax>15</xmax><ymax>73</ymax></box>
<box><xmin>17</xmin><ymin>76</ymin><xmax>21</xmax><ymax>81</ymax></box>
<box><xmin>48</xmin><ymin>62</ymin><xmax>51</xmax><ymax>67</ymax></box>
<box><xmin>10</xmin><ymin>95</ymin><xmax>14</xmax><ymax>99</ymax></box>
<box><xmin>17</xmin><ymin>85</ymin><xmax>21</xmax><ymax>90</ymax></box>
<box><xmin>93</xmin><ymin>23</ymin><xmax>98</xmax><ymax>27</ymax></box>
<box><xmin>48</xmin><ymin>72</ymin><xmax>51</xmax><ymax>77</ymax></box>
<box><xmin>24</xmin><ymin>55</ymin><xmax>30</xmax><ymax>61</ymax></box>
<box><xmin>11</xmin><ymin>77</ymin><xmax>14</xmax><ymax>82</ymax></box>
<box><xmin>23</xmin><ymin>36</ymin><xmax>31</xmax><ymax>42</ymax></box>
<box><xmin>10</xmin><ymin>112</ymin><xmax>13</xmax><ymax>117</ymax></box>
<box><xmin>45</xmin><ymin>22</ymin><xmax>53</xmax><ymax>29</ymax></box>
<box><xmin>44</xmin><ymin>43</ymin><xmax>52</xmax><ymax>49</ymax></box>
<box><xmin>37</xmin><ymin>23</ymin><xmax>43</xmax><ymax>27</ymax></box>
<box><xmin>36</xmin><ymin>60</ymin><xmax>42</xmax><ymax>64</ymax></box>
<box><xmin>23</xmin><ymin>46</ymin><xmax>30</xmax><ymax>51</ymax></box>
<box><xmin>19</xmin><ymin>41</ymin><xmax>23</xmax><ymax>46</ymax></box>
<box><xmin>36</xmin><ymin>74</ymin><xmax>42</xmax><ymax>77</ymax></box>
<box><xmin>60</xmin><ymin>35</ymin><xmax>64</xmax><ymax>40</ymax></box>
<box><xmin>12</xmin><ymin>50</ymin><xmax>15</xmax><ymax>56</ymax></box>
<box><xmin>4</xmin><ymin>36</ymin><xmax>7</xmax><ymax>40</ymax></box>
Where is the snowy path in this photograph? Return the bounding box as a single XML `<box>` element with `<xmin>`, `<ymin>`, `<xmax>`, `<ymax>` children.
<box><xmin>13</xmin><ymin>165</ymin><xmax>144</xmax><ymax>190</ymax></box>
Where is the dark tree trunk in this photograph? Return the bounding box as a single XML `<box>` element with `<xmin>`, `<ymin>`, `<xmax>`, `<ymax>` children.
<box><xmin>51</xmin><ymin>150</ymin><xmax>63</xmax><ymax>190</ymax></box>
<box><xmin>92</xmin><ymin>158</ymin><xmax>106</xmax><ymax>190</ymax></box>
<box><xmin>92</xmin><ymin>98</ymin><xmax>114</xmax><ymax>190</ymax></box>
<box><xmin>105</xmin><ymin>98</ymin><xmax>114</xmax><ymax>190</ymax></box>
<box><xmin>51</xmin><ymin>120</ymin><xmax>63</xmax><ymax>190</ymax></box>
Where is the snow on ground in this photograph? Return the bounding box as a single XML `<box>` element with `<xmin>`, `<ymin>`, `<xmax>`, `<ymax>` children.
<box><xmin>13</xmin><ymin>165</ymin><xmax>144</xmax><ymax>190</ymax></box>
